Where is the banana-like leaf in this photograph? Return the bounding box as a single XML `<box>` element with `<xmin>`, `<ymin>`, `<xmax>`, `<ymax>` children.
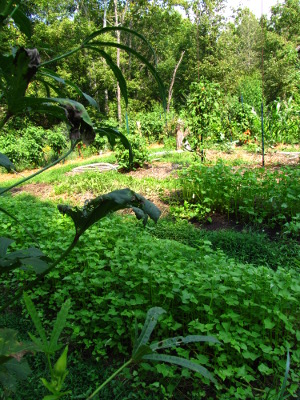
<box><xmin>0</xmin><ymin>152</ymin><xmax>15</xmax><ymax>172</ymax></box>
<box><xmin>85</xmin><ymin>46</ymin><xmax>128</xmax><ymax>107</ymax></box>
<box><xmin>10</xmin><ymin>7</ymin><xmax>32</xmax><ymax>38</ymax></box>
<box><xmin>132</xmin><ymin>307</ymin><xmax>166</xmax><ymax>358</ymax></box>
<box><xmin>143</xmin><ymin>354</ymin><xmax>217</xmax><ymax>384</ymax></box>
<box><xmin>48</xmin><ymin>300</ymin><xmax>71</xmax><ymax>353</ymax></box>
<box><xmin>0</xmin><ymin>238</ymin><xmax>49</xmax><ymax>275</ymax></box>
<box><xmin>96</xmin><ymin>126</ymin><xmax>132</xmax><ymax>162</ymax></box>
<box><xmin>84</xmin><ymin>41</ymin><xmax>166</xmax><ymax>110</ymax></box>
<box><xmin>0</xmin><ymin>0</ymin><xmax>31</xmax><ymax>38</ymax></box>
<box><xmin>57</xmin><ymin>189</ymin><xmax>161</xmax><ymax>237</ymax></box>
<box><xmin>82</xmin><ymin>26</ymin><xmax>157</xmax><ymax>64</ymax></box>
<box><xmin>1</xmin><ymin>48</ymin><xmax>39</xmax><ymax>112</ymax></box>
<box><xmin>38</xmin><ymin>69</ymin><xmax>99</xmax><ymax>110</ymax></box>
<box><xmin>150</xmin><ymin>335</ymin><xmax>221</xmax><ymax>351</ymax></box>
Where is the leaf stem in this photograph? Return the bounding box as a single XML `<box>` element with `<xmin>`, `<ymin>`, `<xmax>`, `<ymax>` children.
<box><xmin>0</xmin><ymin>141</ymin><xmax>77</xmax><ymax>196</ymax></box>
<box><xmin>39</xmin><ymin>48</ymin><xmax>82</xmax><ymax>67</ymax></box>
<box><xmin>87</xmin><ymin>358</ymin><xmax>133</xmax><ymax>399</ymax></box>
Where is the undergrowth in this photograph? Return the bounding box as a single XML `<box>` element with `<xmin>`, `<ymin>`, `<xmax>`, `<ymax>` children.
<box><xmin>0</xmin><ymin>194</ymin><xmax>299</xmax><ymax>399</ymax></box>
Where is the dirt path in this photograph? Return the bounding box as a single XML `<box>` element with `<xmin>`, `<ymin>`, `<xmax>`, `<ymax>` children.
<box><xmin>1</xmin><ymin>147</ymin><xmax>299</xmax><ymax>210</ymax></box>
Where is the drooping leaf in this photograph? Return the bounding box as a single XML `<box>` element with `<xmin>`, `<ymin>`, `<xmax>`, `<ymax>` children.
<box><xmin>84</xmin><ymin>46</ymin><xmax>128</xmax><ymax>107</ymax></box>
<box><xmin>96</xmin><ymin>126</ymin><xmax>132</xmax><ymax>163</ymax></box>
<box><xmin>132</xmin><ymin>307</ymin><xmax>166</xmax><ymax>358</ymax></box>
<box><xmin>57</xmin><ymin>188</ymin><xmax>161</xmax><ymax>237</ymax></box>
<box><xmin>0</xmin><ymin>152</ymin><xmax>15</xmax><ymax>172</ymax></box>
<box><xmin>0</xmin><ymin>328</ymin><xmax>35</xmax><ymax>359</ymax></box>
<box><xmin>84</xmin><ymin>41</ymin><xmax>166</xmax><ymax>110</ymax></box>
<box><xmin>0</xmin><ymin>237</ymin><xmax>14</xmax><ymax>257</ymax></box>
<box><xmin>38</xmin><ymin>69</ymin><xmax>99</xmax><ymax>110</ymax></box>
<box><xmin>0</xmin><ymin>242</ymin><xmax>49</xmax><ymax>275</ymax></box>
<box><xmin>11</xmin><ymin>7</ymin><xmax>32</xmax><ymax>38</ymax></box>
<box><xmin>0</xmin><ymin>357</ymin><xmax>31</xmax><ymax>392</ymax></box>
<box><xmin>143</xmin><ymin>354</ymin><xmax>217</xmax><ymax>384</ymax></box>
<box><xmin>150</xmin><ymin>335</ymin><xmax>221</xmax><ymax>351</ymax></box>
<box><xmin>82</xmin><ymin>26</ymin><xmax>157</xmax><ymax>64</ymax></box>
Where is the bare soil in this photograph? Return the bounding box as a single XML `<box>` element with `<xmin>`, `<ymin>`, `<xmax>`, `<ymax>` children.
<box><xmin>2</xmin><ymin>147</ymin><xmax>299</xmax><ymax>230</ymax></box>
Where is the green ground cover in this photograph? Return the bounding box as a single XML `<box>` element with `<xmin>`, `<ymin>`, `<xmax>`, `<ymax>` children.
<box><xmin>0</xmin><ymin>152</ymin><xmax>299</xmax><ymax>398</ymax></box>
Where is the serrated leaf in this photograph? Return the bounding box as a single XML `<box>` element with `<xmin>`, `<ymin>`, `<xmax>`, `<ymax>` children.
<box><xmin>150</xmin><ymin>335</ymin><xmax>220</xmax><ymax>351</ymax></box>
<box><xmin>23</xmin><ymin>293</ymin><xmax>48</xmax><ymax>347</ymax></box>
<box><xmin>49</xmin><ymin>300</ymin><xmax>71</xmax><ymax>353</ymax></box>
<box><xmin>132</xmin><ymin>308</ymin><xmax>165</xmax><ymax>358</ymax></box>
<box><xmin>143</xmin><ymin>354</ymin><xmax>217</xmax><ymax>384</ymax></box>
<box><xmin>0</xmin><ymin>152</ymin><xmax>15</xmax><ymax>172</ymax></box>
<box><xmin>57</xmin><ymin>188</ymin><xmax>161</xmax><ymax>237</ymax></box>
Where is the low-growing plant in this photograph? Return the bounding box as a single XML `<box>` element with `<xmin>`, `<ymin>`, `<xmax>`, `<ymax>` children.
<box><xmin>173</xmin><ymin>161</ymin><xmax>300</xmax><ymax>236</ymax></box>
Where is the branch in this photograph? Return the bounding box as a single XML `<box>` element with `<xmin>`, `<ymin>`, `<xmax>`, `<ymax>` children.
<box><xmin>167</xmin><ymin>51</ymin><xmax>185</xmax><ymax>113</ymax></box>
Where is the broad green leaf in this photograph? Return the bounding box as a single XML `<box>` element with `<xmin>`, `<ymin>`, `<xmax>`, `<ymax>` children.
<box><xmin>57</xmin><ymin>189</ymin><xmax>161</xmax><ymax>237</ymax></box>
<box><xmin>0</xmin><ymin>328</ymin><xmax>35</xmax><ymax>358</ymax></box>
<box><xmin>132</xmin><ymin>307</ymin><xmax>165</xmax><ymax>358</ymax></box>
<box><xmin>49</xmin><ymin>300</ymin><xmax>71</xmax><ymax>353</ymax></box>
<box><xmin>11</xmin><ymin>8</ymin><xmax>32</xmax><ymax>38</ymax></box>
<box><xmin>0</xmin><ymin>245</ymin><xmax>49</xmax><ymax>275</ymax></box>
<box><xmin>23</xmin><ymin>293</ymin><xmax>48</xmax><ymax>346</ymax></box>
<box><xmin>150</xmin><ymin>335</ymin><xmax>220</xmax><ymax>351</ymax></box>
<box><xmin>143</xmin><ymin>354</ymin><xmax>217</xmax><ymax>384</ymax></box>
<box><xmin>0</xmin><ymin>358</ymin><xmax>31</xmax><ymax>392</ymax></box>
<box><xmin>0</xmin><ymin>237</ymin><xmax>14</xmax><ymax>257</ymax></box>
<box><xmin>0</xmin><ymin>152</ymin><xmax>15</xmax><ymax>172</ymax></box>
<box><xmin>84</xmin><ymin>46</ymin><xmax>128</xmax><ymax>107</ymax></box>
<box><xmin>21</xmin><ymin>257</ymin><xmax>49</xmax><ymax>274</ymax></box>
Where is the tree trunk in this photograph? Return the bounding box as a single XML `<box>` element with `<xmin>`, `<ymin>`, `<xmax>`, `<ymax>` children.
<box><xmin>114</xmin><ymin>0</ymin><xmax>122</xmax><ymax>123</ymax></box>
<box><xmin>103</xmin><ymin>2</ymin><xmax>109</xmax><ymax>115</ymax></box>
<box><xmin>167</xmin><ymin>51</ymin><xmax>185</xmax><ymax>113</ymax></box>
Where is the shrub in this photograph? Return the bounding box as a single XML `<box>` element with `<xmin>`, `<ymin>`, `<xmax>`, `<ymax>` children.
<box><xmin>115</xmin><ymin>133</ymin><xmax>150</xmax><ymax>170</ymax></box>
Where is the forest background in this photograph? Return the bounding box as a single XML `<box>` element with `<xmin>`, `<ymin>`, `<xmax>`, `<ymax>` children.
<box><xmin>0</xmin><ymin>0</ymin><xmax>299</xmax><ymax>169</ymax></box>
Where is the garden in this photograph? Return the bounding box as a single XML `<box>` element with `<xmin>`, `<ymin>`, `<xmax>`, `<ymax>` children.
<box><xmin>0</xmin><ymin>0</ymin><xmax>299</xmax><ymax>399</ymax></box>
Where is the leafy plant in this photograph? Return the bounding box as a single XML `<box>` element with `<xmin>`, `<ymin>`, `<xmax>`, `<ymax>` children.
<box><xmin>115</xmin><ymin>133</ymin><xmax>150</xmax><ymax>171</ymax></box>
